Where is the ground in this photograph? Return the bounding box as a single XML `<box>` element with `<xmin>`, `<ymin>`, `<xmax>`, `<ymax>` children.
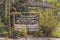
<box><xmin>0</xmin><ymin>37</ymin><xmax>60</xmax><ymax>40</ymax></box>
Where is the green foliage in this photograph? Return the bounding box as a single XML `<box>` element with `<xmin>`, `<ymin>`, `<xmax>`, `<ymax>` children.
<box><xmin>46</xmin><ymin>0</ymin><xmax>56</xmax><ymax>2</ymax></box>
<box><xmin>33</xmin><ymin>30</ymin><xmax>43</xmax><ymax>37</ymax></box>
<box><xmin>51</xmin><ymin>23</ymin><xmax>60</xmax><ymax>37</ymax></box>
<box><xmin>18</xmin><ymin>0</ymin><xmax>27</xmax><ymax>3</ymax></box>
<box><xmin>0</xmin><ymin>22</ymin><xmax>5</xmax><ymax>27</ymax></box>
<box><xmin>0</xmin><ymin>28</ymin><xmax>7</xmax><ymax>33</ymax></box>
<box><xmin>51</xmin><ymin>29</ymin><xmax>60</xmax><ymax>37</ymax></box>
<box><xmin>40</xmin><ymin>8</ymin><xmax>58</xmax><ymax>27</ymax></box>
<box><xmin>40</xmin><ymin>8</ymin><xmax>58</xmax><ymax>36</ymax></box>
<box><xmin>57</xmin><ymin>3</ymin><xmax>60</xmax><ymax>7</ymax></box>
<box><xmin>11</xmin><ymin>25</ymin><xmax>27</xmax><ymax>37</ymax></box>
<box><xmin>12</xmin><ymin>31</ymin><xmax>22</xmax><ymax>37</ymax></box>
<box><xmin>0</xmin><ymin>27</ymin><xmax>8</xmax><ymax>37</ymax></box>
<box><xmin>4</xmin><ymin>16</ymin><xmax>9</xmax><ymax>25</ymax></box>
<box><xmin>11</xmin><ymin>28</ymin><xmax>22</xmax><ymax>37</ymax></box>
<box><xmin>11</xmin><ymin>0</ymin><xmax>28</xmax><ymax>4</ymax></box>
<box><xmin>22</xmin><ymin>6</ymin><xmax>28</xmax><ymax>12</ymax></box>
<box><xmin>21</xmin><ymin>26</ymin><xmax>27</xmax><ymax>36</ymax></box>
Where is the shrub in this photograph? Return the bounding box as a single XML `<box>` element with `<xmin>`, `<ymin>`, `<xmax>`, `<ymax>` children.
<box><xmin>0</xmin><ymin>18</ymin><xmax>8</xmax><ymax>37</ymax></box>
<box><xmin>33</xmin><ymin>30</ymin><xmax>43</xmax><ymax>37</ymax></box>
<box><xmin>21</xmin><ymin>25</ymin><xmax>27</xmax><ymax>36</ymax></box>
<box><xmin>0</xmin><ymin>28</ymin><xmax>8</xmax><ymax>37</ymax></box>
<box><xmin>51</xmin><ymin>23</ymin><xmax>60</xmax><ymax>38</ymax></box>
<box><xmin>12</xmin><ymin>31</ymin><xmax>22</xmax><ymax>37</ymax></box>
<box><xmin>51</xmin><ymin>28</ymin><xmax>60</xmax><ymax>37</ymax></box>
<box><xmin>12</xmin><ymin>24</ymin><xmax>27</xmax><ymax>37</ymax></box>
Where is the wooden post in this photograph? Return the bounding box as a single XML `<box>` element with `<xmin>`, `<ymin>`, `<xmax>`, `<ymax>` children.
<box><xmin>5</xmin><ymin>0</ymin><xmax>8</xmax><ymax>17</ymax></box>
<box><xmin>8</xmin><ymin>0</ymin><xmax>11</xmax><ymax>37</ymax></box>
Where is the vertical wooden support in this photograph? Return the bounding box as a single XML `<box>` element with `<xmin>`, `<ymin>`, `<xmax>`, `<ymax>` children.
<box><xmin>8</xmin><ymin>0</ymin><xmax>11</xmax><ymax>37</ymax></box>
<box><xmin>5</xmin><ymin>0</ymin><xmax>8</xmax><ymax>17</ymax></box>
